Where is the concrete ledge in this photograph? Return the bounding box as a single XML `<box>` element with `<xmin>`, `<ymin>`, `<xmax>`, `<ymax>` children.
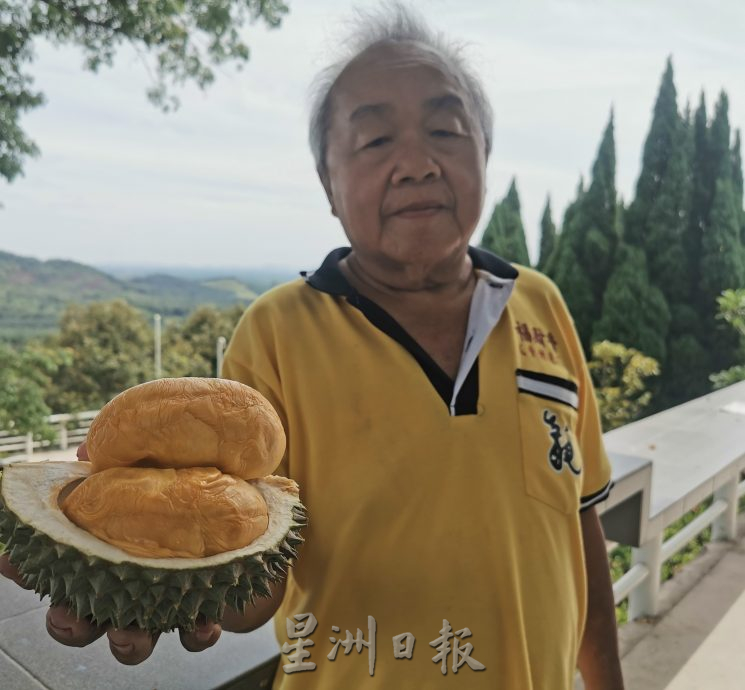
<box><xmin>0</xmin><ymin>585</ymin><xmax>279</xmax><ymax>690</ymax></box>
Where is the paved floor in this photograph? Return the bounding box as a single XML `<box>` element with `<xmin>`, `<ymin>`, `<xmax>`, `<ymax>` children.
<box><xmin>621</xmin><ymin>546</ymin><xmax>745</xmax><ymax>690</ymax></box>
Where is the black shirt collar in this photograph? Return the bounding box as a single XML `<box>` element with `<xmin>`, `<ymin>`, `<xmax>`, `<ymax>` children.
<box><xmin>301</xmin><ymin>246</ymin><xmax>519</xmax><ymax>297</ymax></box>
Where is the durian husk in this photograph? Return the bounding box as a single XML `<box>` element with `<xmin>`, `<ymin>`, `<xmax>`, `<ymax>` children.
<box><xmin>0</xmin><ymin>461</ymin><xmax>306</xmax><ymax>633</ymax></box>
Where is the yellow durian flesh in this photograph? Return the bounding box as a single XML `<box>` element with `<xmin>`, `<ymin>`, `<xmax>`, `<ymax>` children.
<box><xmin>61</xmin><ymin>466</ymin><xmax>269</xmax><ymax>559</ymax></box>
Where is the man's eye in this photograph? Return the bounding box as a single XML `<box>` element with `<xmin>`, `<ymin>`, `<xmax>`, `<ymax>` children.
<box><xmin>363</xmin><ymin>136</ymin><xmax>390</xmax><ymax>149</ymax></box>
<box><xmin>432</xmin><ymin>130</ymin><xmax>457</xmax><ymax>138</ymax></box>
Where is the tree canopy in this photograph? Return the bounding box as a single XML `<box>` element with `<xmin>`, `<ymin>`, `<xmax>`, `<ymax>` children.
<box><xmin>539</xmin><ymin>60</ymin><xmax>745</xmax><ymax>410</ymax></box>
<box><xmin>479</xmin><ymin>178</ymin><xmax>530</xmax><ymax>266</ymax></box>
<box><xmin>536</xmin><ymin>196</ymin><xmax>557</xmax><ymax>272</ymax></box>
<box><xmin>0</xmin><ymin>0</ymin><xmax>289</xmax><ymax>184</ymax></box>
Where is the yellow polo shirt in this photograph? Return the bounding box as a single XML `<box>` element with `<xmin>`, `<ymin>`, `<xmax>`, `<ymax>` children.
<box><xmin>222</xmin><ymin>247</ymin><xmax>611</xmax><ymax>690</ymax></box>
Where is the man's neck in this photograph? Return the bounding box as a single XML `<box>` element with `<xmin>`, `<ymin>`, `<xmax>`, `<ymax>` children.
<box><xmin>339</xmin><ymin>251</ymin><xmax>476</xmax><ymax>305</ymax></box>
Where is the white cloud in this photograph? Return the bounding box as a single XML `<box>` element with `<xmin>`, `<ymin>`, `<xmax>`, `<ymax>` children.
<box><xmin>1</xmin><ymin>0</ymin><xmax>744</xmax><ymax>268</ymax></box>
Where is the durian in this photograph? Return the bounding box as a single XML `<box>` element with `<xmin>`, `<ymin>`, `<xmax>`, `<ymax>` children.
<box><xmin>0</xmin><ymin>461</ymin><xmax>305</xmax><ymax>633</ymax></box>
<box><xmin>0</xmin><ymin>378</ymin><xmax>306</xmax><ymax>633</ymax></box>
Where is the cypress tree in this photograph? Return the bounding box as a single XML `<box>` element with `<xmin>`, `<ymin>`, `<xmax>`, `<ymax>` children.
<box><xmin>620</xmin><ymin>60</ymin><xmax>708</xmax><ymax>407</ymax></box>
<box><xmin>662</xmin><ymin>308</ymin><xmax>711</xmax><ymax>406</ymax></box>
<box><xmin>625</xmin><ymin>58</ymin><xmax>680</xmax><ymax>247</ymax></box>
<box><xmin>696</xmin><ymin>94</ymin><xmax>743</xmax><ymax>371</ymax></box>
<box><xmin>537</xmin><ymin>196</ymin><xmax>557</xmax><ymax>272</ymax></box>
<box><xmin>700</xmin><ymin>173</ymin><xmax>745</xmax><ymax>372</ymax></box>
<box><xmin>479</xmin><ymin>178</ymin><xmax>531</xmax><ymax>266</ymax></box>
<box><xmin>731</xmin><ymin>130</ymin><xmax>745</xmax><ymax>252</ymax></box>
<box><xmin>582</xmin><ymin>112</ymin><xmax>619</xmax><ymax>288</ymax></box>
<box><xmin>688</xmin><ymin>93</ymin><xmax>710</xmax><ymax>295</ymax></box>
<box><xmin>592</xmin><ymin>244</ymin><xmax>670</xmax><ymax>364</ymax></box>
<box><xmin>551</xmin><ymin>115</ymin><xmax>619</xmax><ymax>353</ymax></box>
<box><xmin>709</xmin><ymin>93</ymin><xmax>733</xmax><ymax>190</ymax></box>
<box><xmin>732</xmin><ymin>129</ymin><xmax>743</xmax><ymax>206</ymax></box>
<box><xmin>544</xmin><ymin>177</ymin><xmax>583</xmax><ymax>278</ymax></box>
<box><xmin>626</xmin><ymin>60</ymin><xmax>692</xmax><ymax>298</ymax></box>
<box><xmin>551</xmin><ymin>239</ymin><xmax>595</xmax><ymax>349</ymax></box>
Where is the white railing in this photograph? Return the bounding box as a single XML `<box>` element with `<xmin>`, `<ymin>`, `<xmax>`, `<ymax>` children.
<box><xmin>598</xmin><ymin>379</ymin><xmax>745</xmax><ymax>621</ymax></box>
<box><xmin>610</xmin><ymin>480</ymin><xmax>744</xmax><ymax>614</ymax></box>
<box><xmin>0</xmin><ymin>411</ymin><xmax>98</xmax><ymax>462</ymax></box>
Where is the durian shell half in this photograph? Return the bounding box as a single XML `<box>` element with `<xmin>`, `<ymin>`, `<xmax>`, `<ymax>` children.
<box><xmin>0</xmin><ymin>461</ymin><xmax>306</xmax><ymax>633</ymax></box>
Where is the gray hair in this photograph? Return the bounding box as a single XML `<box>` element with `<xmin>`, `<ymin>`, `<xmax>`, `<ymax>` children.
<box><xmin>308</xmin><ymin>2</ymin><xmax>494</xmax><ymax>174</ymax></box>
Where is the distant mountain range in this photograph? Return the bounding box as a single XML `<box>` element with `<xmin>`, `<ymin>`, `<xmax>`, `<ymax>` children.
<box><xmin>0</xmin><ymin>250</ymin><xmax>296</xmax><ymax>342</ymax></box>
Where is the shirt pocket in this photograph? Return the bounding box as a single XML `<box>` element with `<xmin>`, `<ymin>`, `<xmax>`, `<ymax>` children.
<box><xmin>515</xmin><ymin>369</ymin><xmax>583</xmax><ymax>515</ymax></box>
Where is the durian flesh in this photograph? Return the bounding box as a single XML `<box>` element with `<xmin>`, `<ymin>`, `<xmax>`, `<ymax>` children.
<box><xmin>61</xmin><ymin>466</ymin><xmax>271</xmax><ymax>559</ymax></box>
<box><xmin>0</xmin><ymin>461</ymin><xmax>306</xmax><ymax>633</ymax></box>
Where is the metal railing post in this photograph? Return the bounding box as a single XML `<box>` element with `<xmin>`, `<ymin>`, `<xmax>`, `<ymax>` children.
<box><xmin>154</xmin><ymin>314</ymin><xmax>162</xmax><ymax>379</ymax></box>
<box><xmin>216</xmin><ymin>336</ymin><xmax>227</xmax><ymax>378</ymax></box>
<box><xmin>59</xmin><ymin>418</ymin><xmax>69</xmax><ymax>450</ymax></box>
<box><xmin>628</xmin><ymin>532</ymin><xmax>663</xmax><ymax>620</ymax></box>
<box><xmin>713</xmin><ymin>476</ymin><xmax>739</xmax><ymax>541</ymax></box>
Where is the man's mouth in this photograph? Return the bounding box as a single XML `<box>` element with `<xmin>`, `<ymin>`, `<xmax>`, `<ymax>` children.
<box><xmin>394</xmin><ymin>202</ymin><xmax>445</xmax><ymax>217</ymax></box>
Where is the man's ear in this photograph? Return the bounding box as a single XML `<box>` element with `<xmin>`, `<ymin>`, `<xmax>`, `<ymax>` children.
<box><xmin>317</xmin><ymin>167</ymin><xmax>337</xmax><ymax>217</ymax></box>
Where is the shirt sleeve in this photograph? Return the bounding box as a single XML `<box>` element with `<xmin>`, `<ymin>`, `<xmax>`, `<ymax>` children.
<box><xmin>548</xmin><ymin>284</ymin><xmax>613</xmax><ymax>511</ymax></box>
<box><xmin>221</xmin><ymin>302</ymin><xmax>290</xmax><ymax>478</ymax></box>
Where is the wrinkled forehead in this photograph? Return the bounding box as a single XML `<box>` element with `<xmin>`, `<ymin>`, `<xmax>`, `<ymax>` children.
<box><xmin>329</xmin><ymin>41</ymin><xmax>472</xmax><ymax>117</ymax></box>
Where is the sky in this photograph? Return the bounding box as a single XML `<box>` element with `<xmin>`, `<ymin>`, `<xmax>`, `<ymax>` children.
<box><xmin>1</xmin><ymin>0</ymin><xmax>744</xmax><ymax>273</ymax></box>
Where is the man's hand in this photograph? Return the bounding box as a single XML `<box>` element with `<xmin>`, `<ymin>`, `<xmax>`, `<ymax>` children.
<box><xmin>0</xmin><ymin>441</ymin><xmax>222</xmax><ymax>664</ymax></box>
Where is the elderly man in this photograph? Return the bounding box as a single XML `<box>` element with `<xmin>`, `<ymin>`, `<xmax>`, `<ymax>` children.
<box><xmin>1</xmin><ymin>6</ymin><xmax>623</xmax><ymax>689</ymax></box>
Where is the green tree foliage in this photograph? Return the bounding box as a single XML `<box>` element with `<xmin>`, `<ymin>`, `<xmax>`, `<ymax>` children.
<box><xmin>536</xmin><ymin>196</ymin><xmax>557</xmax><ymax>272</ymax></box>
<box><xmin>551</xmin><ymin>241</ymin><xmax>595</xmax><ymax>351</ymax></box>
<box><xmin>44</xmin><ymin>300</ymin><xmax>153</xmax><ymax>412</ymax></box>
<box><xmin>588</xmin><ymin>340</ymin><xmax>660</xmax><ymax>432</ymax></box>
<box><xmin>161</xmin><ymin>304</ymin><xmax>245</xmax><ymax>377</ymax></box>
<box><xmin>479</xmin><ymin>178</ymin><xmax>531</xmax><ymax>266</ymax></box>
<box><xmin>701</xmin><ymin>177</ymin><xmax>745</xmax><ymax>303</ymax></box>
<box><xmin>0</xmin><ymin>301</ymin><xmax>248</xmax><ymax>434</ymax></box>
<box><xmin>700</xmin><ymin>175</ymin><xmax>745</xmax><ymax>373</ymax></box>
<box><xmin>592</xmin><ymin>244</ymin><xmax>670</xmax><ymax>363</ymax></box>
<box><xmin>663</xmin><ymin>322</ymin><xmax>711</xmax><ymax>404</ymax></box>
<box><xmin>550</xmin><ymin>115</ymin><xmax>619</xmax><ymax>353</ymax></box>
<box><xmin>732</xmin><ymin>130</ymin><xmax>744</xmax><ymax>212</ymax></box>
<box><xmin>624</xmin><ymin>58</ymin><xmax>692</xmax><ymax>303</ymax></box>
<box><xmin>688</xmin><ymin>93</ymin><xmax>710</xmax><ymax>288</ymax></box>
<box><xmin>0</xmin><ymin>341</ymin><xmax>69</xmax><ymax>438</ymax></box>
<box><xmin>0</xmin><ymin>0</ymin><xmax>289</xmax><ymax>184</ymax></box>
<box><xmin>579</xmin><ymin>113</ymin><xmax>619</xmax><ymax>288</ymax></box>
<box><xmin>618</xmin><ymin>59</ymin><xmax>710</xmax><ymax>409</ymax></box>
<box><xmin>0</xmin><ymin>2</ymin><xmax>44</xmax><ymax>186</ymax></box>
<box><xmin>710</xmin><ymin>289</ymin><xmax>745</xmax><ymax>389</ymax></box>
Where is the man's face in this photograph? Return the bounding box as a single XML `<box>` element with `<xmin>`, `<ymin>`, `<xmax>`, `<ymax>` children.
<box><xmin>321</xmin><ymin>43</ymin><xmax>487</xmax><ymax>280</ymax></box>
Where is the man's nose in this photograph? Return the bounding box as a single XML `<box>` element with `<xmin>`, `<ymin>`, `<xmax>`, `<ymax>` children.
<box><xmin>391</xmin><ymin>137</ymin><xmax>442</xmax><ymax>185</ymax></box>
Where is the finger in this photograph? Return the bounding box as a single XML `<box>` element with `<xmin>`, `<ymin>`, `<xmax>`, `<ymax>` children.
<box><xmin>0</xmin><ymin>554</ymin><xmax>31</xmax><ymax>589</ymax></box>
<box><xmin>77</xmin><ymin>441</ymin><xmax>89</xmax><ymax>461</ymax></box>
<box><xmin>46</xmin><ymin>607</ymin><xmax>106</xmax><ymax>648</ymax></box>
<box><xmin>179</xmin><ymin>617</ymin><xmax>222</xmax><ymax>653</ymax></box>
<box><xmin>107</xmin><ymin>627</ymin><xmax>160</xmax><ymax>665</ymax></box>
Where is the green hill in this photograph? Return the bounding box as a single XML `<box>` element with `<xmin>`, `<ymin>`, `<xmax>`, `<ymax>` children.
<box><xmin>201</xmin><ymin>278</ymin><xmax>259</xmax><ymax>302</ymax></box>
<box><xmin>0</xmin><ymin>250</ymin><xmax>257</xmax><ymax>342</ymax></box>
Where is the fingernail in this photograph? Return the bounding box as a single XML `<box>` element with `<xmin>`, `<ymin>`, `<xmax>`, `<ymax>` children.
<box><xmin>48</xmin><ymin>613</ymin><xmax>71</xmax><ymax>636</ymax></box>
<box><xmin>49</xmin><ymin>621</ymin><xmax>71</xmax><ymax>637</ymax></box>
<box><xmin>110</xmin><ymin>641</ymin><xmax>134</xmax><ymax>654</ymax></box>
